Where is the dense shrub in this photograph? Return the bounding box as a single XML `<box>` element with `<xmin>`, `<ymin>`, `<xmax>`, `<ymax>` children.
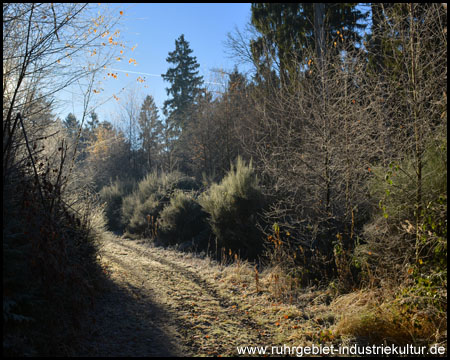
<box><xmin>120</xmin><ymin>192</ymin><xmax>139</xmax><ymax>231</ymax></box>
<box><xmin>158</xmin><ymin>190</ymin><xmax>209</xmax><ymax>247</ymax></box>
<box><xmin>4</xmin><ymin>163</ymin><xmax>105</xmax><ymax>355</ymax></box>
<box><xmin>99</xmin><ymin>178</ymin><xmax>135</xmax><ymax>232</ymax></box>
<box><xmin>172</xmin><ymin>176</ymin><xmax>201</xmax><ymax>192</ymax></box>
<box><xmin>120</xmin><ymin>171</ymin><xmax>200</xmax><ymax>237</ymax></box>
<box><xmin>127</xmin><ymin>194</ymin><xmax>160</xmax><ymax>235</ymax></box>
<box><xmin>199</xmin><ymin>157</ymin><xmax>265</xmax><ymax>259</ymax></box>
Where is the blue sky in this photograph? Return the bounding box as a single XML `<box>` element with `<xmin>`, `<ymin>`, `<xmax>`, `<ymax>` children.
<box><xmin>57</xmin><ymin>3</ymin><xmax>252</xmax><ymax>126</ymax></box>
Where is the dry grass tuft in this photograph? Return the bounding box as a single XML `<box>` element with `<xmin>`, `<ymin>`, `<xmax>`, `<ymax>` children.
<box><xmin>331</xmin><ymin>288</ymin><xmax>447</xmax><ymax>347</ymax></box>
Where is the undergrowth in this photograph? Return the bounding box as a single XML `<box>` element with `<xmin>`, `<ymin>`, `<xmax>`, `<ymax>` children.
<box><xmin>3</xmin><ymin>127</ymin><xmax>106</xmax><ymax>356</ymax></box>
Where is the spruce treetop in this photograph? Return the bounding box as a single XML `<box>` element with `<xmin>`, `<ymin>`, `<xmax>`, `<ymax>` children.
<box><xmin>162</xmin><ymin>34</ymin><xmax>204</xmax><ymax>131</ymax></box>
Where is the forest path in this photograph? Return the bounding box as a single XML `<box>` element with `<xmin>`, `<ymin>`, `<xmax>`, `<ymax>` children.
<box><xmin>76</xmin><ymin>233</ymin><xmax>276</xmax><ymax>357</ymax></box>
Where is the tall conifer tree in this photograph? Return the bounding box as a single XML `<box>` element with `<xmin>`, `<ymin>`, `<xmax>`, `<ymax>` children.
<box><xmin>162</xmin><ymin>34</ymin><xmax>204</xmax><ymax>133</ymax></box>
<box><xmin>250</xmin><ymin>3</ymin><xmax>368</xmax><ymax>82</ymax></box>
<box><xmin>138</xmin><ymin>95</ymin><xmax>162</xmax><ymax>171</ymax></box>
<box><xmin>63</xmin><ymin>112</ymin><xmax>79</xmax><ymax>137</ymax></box>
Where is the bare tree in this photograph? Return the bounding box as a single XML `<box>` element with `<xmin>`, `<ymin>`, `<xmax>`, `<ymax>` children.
<box><xmin>115</xmin><ymin>87</ymin><xmax>144</xmax><ymax>177</ymax></box>
<box><xmin>3</xmin><ymin>3</ymin><xmax>123</xmax><ymax>181</ymax></box>
<box><xmin>362</xmin><ymin>3</ymin><xmax>447</xmax><ymax>269</ymax></box>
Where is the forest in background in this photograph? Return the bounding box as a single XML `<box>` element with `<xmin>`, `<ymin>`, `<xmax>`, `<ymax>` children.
<box><xmin>3</xmin><ymin>3</ymin><xmax>447</xmax><ymax>356</ymax></box>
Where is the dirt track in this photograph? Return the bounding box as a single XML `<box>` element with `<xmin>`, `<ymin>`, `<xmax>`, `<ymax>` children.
<box><xmin>76</xmin><ymin>233</ymin><xmax>276</xmax><ymax>357</ymax></box>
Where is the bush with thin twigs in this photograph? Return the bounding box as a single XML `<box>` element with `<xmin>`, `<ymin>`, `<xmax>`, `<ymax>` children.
<box><xmin>346</xmin><ymin>134</ymin><xmax>447</xmax><ymax>347</ymax></box>
<box><xmin>359</xmin><ymin>133</ymin><xmax>447</xmax><ymax>286</ymax></box>
<box><xmin>3</xmin><ymin>122</ymin><xmax>106</xmax><ymax>356</ymax></box>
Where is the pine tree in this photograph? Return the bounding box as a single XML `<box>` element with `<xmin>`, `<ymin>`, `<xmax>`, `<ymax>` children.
<box><xmin>87</xmin><ymin>111</ymin><xmax>99</xmax><ymax>131</ymax></box>
<box><xmin>250</xmin><ymin>3</ymin><xmax>368</xmax><ymax>82</ymax></box>
<box><xmin>138</xmin><ymin>95</ymin><xmax>162</xmax><ymax>172</ymax></box>
<box><xmin>228</xmin><ymin>67</ymin><xmax>247</xmax><ymax>94</ymax></box>
<box><xmin>162</xmin><ymin>34</ymin><xmax>204</xmax><ymax>133</ymax></box>
<box><xmin>63</xmin><ymin>112</ymin><xmax>79</xmax><ymax>137</ymax></box>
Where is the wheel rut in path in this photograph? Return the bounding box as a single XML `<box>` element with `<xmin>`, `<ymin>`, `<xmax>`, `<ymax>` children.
<box><xmin>77</xmin><ymin>234</ymin><xmax>273</xmax><ymax>357</ymax></box>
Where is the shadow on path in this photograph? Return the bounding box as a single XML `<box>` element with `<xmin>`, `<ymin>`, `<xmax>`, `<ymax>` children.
<box><xmin>74</xmin><ymin>269</ymin><xmax>187</xmax><ymax>357</ymax></box>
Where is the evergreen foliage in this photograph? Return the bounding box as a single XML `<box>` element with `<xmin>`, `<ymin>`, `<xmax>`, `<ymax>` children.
<box><xmin>162</xmin><ymin>34</ymin><xmax>204</xmax><ymax>131</ymax></box>
<box><xmin>199</xmin><ymin>157</ymin><xmax>265</xmax><ymax>259</ymax></box>
<box><xmin>99</xmin><ymin>179</ymin><xmax>135</xmax><ymax>232</ymax></box>
<box><xmin>121</xmin><ymin>171</ymin><xmax>200</xmax><ymax>236</ymax></box>
<box><xmin>87</xmin><ymin>111</ymin><xmax>99</xmax><ymax>132</ymax></box>
<box><xmin>250</xmin><ymin>3</ymin><xmax>368</xmax><ymax>82</ymax></box>
<box><xmin>62</xmin><ymin>112</ymin><xmax>80</xmax><ymax>137</ymax></box>
<box><xmin>138</xmin><ymin>95</ymin><xmax>163</xmax><ymax>172</ymax></box>
<box><xmin>158</xmin><ymin>190</ymin><xmax>209</xmax><ymax>247</ymax></box>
